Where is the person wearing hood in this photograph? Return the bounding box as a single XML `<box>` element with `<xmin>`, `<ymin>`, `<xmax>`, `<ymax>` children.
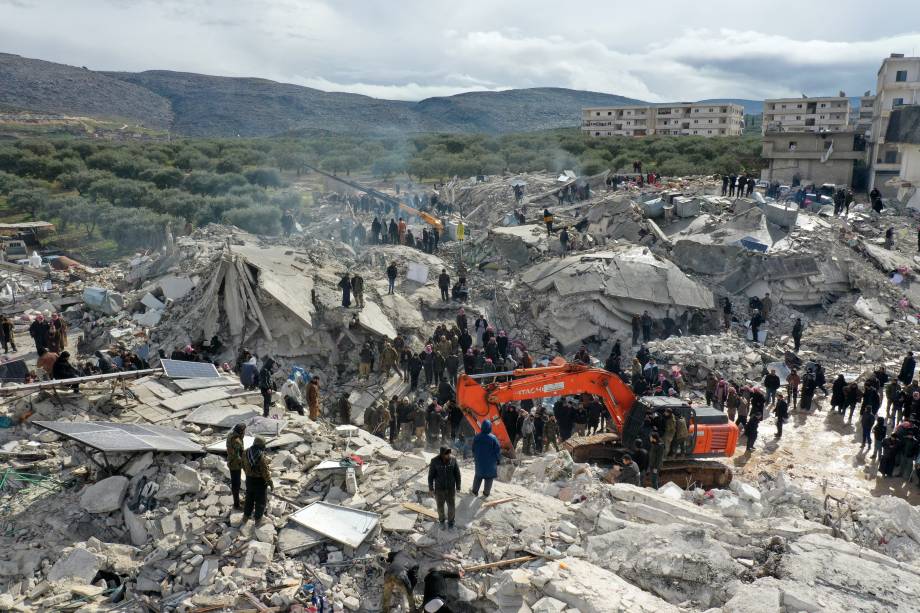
<box><xmin>471</xmin><ymin>419</ymin><xmax>501</xmax><ymax>498</ymax></box>
<box><xmin>242</xmin><ymin>436</ymin><xmax>273</xmax><ymax>523</ymax></box>
<box><xmin>496</xmin><ymin>331</ymin><xmax>509</xmax><ymax>359</ymax></box>
<box><xmin>28</xmin><ymin>313</ymin><xmax>50</xmax><ymax>355</ymax></box>
<box><xmin>49</xmin><ymin>312</ymin><xmax>67</xmax><ymax>353</ymax></box>
<box><xmin>241</xmin><ymin>356</ymin><xmax>259</xmax><ymax>390</ymax></box>
<box><xmin>307</xmin><ymin>376</ymin><xmax>321</xmax><ymax>420</ymax></box>
<box><xmin>280</xmin><ymin>373</ymin><xmax>305</xmax><ymax>416</ymax></box>
<box><xmin>95</xmin><ymin>350</ymin><xmax>116</xmax><ymax>374</ymax></box>
<box><xmin>338</xmin><ymin>272</ymin><xmax>352</xmax><ymax>308</ymax></box>
<box><xmin>53</xmin><ymin>351</ymin><xmax>82</xmax><ymax>391</ymax></box>
<box><xmin>226</xmin><ymin>423</ymin><xmax>246</xmax><ymax>509</ymax></box>
<box><xmin>258</xmin><ymin>359</ymin><xmax>277</xmax><ymax>417</ymax></box>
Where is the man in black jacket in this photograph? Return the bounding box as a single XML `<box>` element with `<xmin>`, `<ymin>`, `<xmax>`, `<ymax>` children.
<box><xmin>438</xmin><ymin>268</ymin><xmax>450</xmax><ymax>301</ymax></box>
<box><xmin>899</xmin><ymin>352</ymin><xmax>916</xmax><ymax>386</ymax></box>
<box><xmin>428</xmin><ymin>447</ymin><xmax>461</xmax><ymax>528</ymax></box>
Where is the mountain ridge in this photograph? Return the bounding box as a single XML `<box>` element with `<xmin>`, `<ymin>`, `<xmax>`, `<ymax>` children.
<box><xmin>1</xmin><ymin>52</ymin><xmax>763</xmax><ymax>136</ymax></box>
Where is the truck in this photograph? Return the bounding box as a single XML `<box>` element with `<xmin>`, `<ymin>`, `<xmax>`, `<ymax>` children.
<box><xmin>456</xmin><ymin>362</ymin><xmax>739</xmax><ymax>488</ymax></box>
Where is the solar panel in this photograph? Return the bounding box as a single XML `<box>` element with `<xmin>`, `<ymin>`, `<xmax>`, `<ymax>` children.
<box><xmin>160</xmin><ymin>359</ymin><xmax>220</xmax><ymax>380</ymax></box>
<box><xmin>34</xmin><ymin>421</ymin><xmax>204</xmax><ymax>453</ymax></box>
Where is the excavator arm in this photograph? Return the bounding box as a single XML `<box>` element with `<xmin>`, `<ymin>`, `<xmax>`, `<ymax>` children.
<box><xmin>456</xmin><ymin>363</ymin><xmax>636</xmax><ymax>452</ymax></box>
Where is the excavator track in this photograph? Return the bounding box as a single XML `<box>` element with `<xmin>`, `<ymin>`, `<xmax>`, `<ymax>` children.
<box><xmin>563</xmin><ymin>433</ymin><xmax>733</xmax><ymax>489</ymax></box>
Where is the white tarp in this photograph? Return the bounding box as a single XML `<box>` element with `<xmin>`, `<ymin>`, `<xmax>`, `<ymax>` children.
<box><xmin>289</xmin><ymin>502</ymin><xmax>380</xmax><ymax>548</ymax></box>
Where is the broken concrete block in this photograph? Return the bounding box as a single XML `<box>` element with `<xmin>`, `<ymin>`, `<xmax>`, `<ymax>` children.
<box><xmin>123</xmin><ymin>504</ymin><xmax>149</xmax><ymax>547</ymax></box>
<box><xmin>122</xmin><ymin>452</ymin><xmax>154</xmax><ymax>477</ymax></box>
<box><xmin>155</xmin><ymin>466</ymin><xmax>201</xmax><ymax>499</ymax></box>
<box><xmin>47</xmin><ymin>548</ymin><xmax>104</xmax><ymax>584</ymax></box>
<box><xmin>723</xmin><ymin>582</ymin><xmax>782</xmax><ymax>613</ymax></box>
<box><xmin>80</xmin><ymin>476</ymin><xmax>129</xmax><ymax>513</ymax></box>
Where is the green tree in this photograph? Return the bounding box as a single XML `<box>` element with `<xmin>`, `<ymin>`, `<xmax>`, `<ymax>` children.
<box><xmin>224</xmin><ymin>206</ymin><xmax>281</xmax><ymax>235</ymax></box>
<box><xmin>7</xmin><ymin>188</ymin><xmax>48</xmax><ymax>219</ymax></box>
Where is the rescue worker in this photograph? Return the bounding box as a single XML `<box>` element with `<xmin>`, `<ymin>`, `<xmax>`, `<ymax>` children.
<box><xmin>0</xmin><ymin>314</ymin><xmax>16</xmax><ymax>353</ymax></box>
<box><xmin>242</xmin><ymin>436</ymin><xmax>272</xmax><ymax>523</ymax></box>
<box><xmin>773</xmin><ymin>393</ymin><xmax>789</xmax><ymax>438</ymax></box>
<box><xmin>616</xmin><ymin>454</ymin><xmax>641</xmax><ymax>485</ymax></box>
<box><xmin>428</xmin><ymin>446</ymin><xmax>461</xmax><ymax>528</ymax></box>
<box><xmin>226</xmin><ymin>423</ymin><xmax>245</xmax><ymax>509</ymax></box>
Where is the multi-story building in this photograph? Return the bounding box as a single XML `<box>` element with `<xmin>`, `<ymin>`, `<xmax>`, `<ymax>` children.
<box><xmin>762</xmin><ymin>96</ymin><xmax>851</xmax><ymax>133</ymax></box>
<box><xmin>869</xmin><ymin>54</ymin><xmax>920</xmax><ymax>194</ymax></box>
<box><xmin>760</xmin><ymin>130</ymin><xmax>865</xmax><ymax>187</ymax></box>
<box><xmin>581</xmin><ymin>103</ymin><xmax>744</xmax><ymax>138</ymax></box>
<box><xmin>854</xmin><ymin>93</ymin><xmax>876</xmax><ymax>136</ymax></box>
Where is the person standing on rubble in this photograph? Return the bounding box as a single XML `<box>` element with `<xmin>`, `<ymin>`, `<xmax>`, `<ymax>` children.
<box><xmin>773</xmin><ymin>393</ymin><xmax>789</xmax><ymax>438</ymax></box>
<box><xmin>338</xmin><ymin>272</ymin><xmax>352</xmax><ymax>308</ymax></box>
<box><xmin>226</xmin><ymin>423</ymin><xmax>246</xmax><ymax>510</ymax></box>
<box><xmin>543</xmin><ymin>208</ymin><xmax>554</xmax><ymax>234</ymax></box>
<box><xmin>791</xmin><ymin>317</ymin><xmax>803</xmax><ymax>352</ymax></box>
<box><xmin>722</xmin><ymin>297</ymin><xmax>733</xmax><ymax>330</ymax></box>
<box><xmin>258</xmin><ymin>359</ymin><xmax>277</xmax><ymax>417</ymax></box>
<box><xmin>305</xmin><ymin>376</ymin><xmax>321</xmax><ymax>421</ymax></box>
<box><xmin>398</xmin><ymin>217</ymin><xmax>407</xmax><ymax>244</ymax></box>
<box><xmin>641</xmin><ymin>310</ymin><xmax>653</xmax><ymax>343</ymax></box>
<box><xmin>786</xmin><ymin>368</ymin><xmax>800</xmax><ymax>410</ymax></box>
<box><xmin>428</xmin><ymin>446</ymin><xmax>462</xmax><ymax>529</ymax></box>
<box><xmin>749</xmin><ymin>309</ymin><xmax>764</xmax><ymax>344</ymax></box>
<box><xmin>386</xmin><ymin>261</ymin><xmax>399</xmax><ymax>295</ymax></box>
<box><xmin>660</xmin><ymin>408</ymin><xmax>676</xmax><ymax>457</ymax></box>
<box><xmin>388</xmin><ymin>219</ymin><xmax>398</xmax><ymax>244</ymax></box>
<box><xmin>351</xmin><ymin>273</ymin><xmax>364</xmax><ymax>309</ymax></box>
<box><xmin>885</xmin><ymin>227</ymin><xmax>895</xmax><ymax>250</ymax></box>
<box><xmin>631</xmin><ymin>314</ymin><xmax>641</xmax><ymax>346</ymax></box>
<box><xmin>0</xmin><ymin>314</ymin><xmax>16</xmax><ymax>354</ymax></box>
<box><xmin>872</xmin><ymin>417</ymin><xmax>887</xmax><ymax>462</ymax></box>
<box><xmin>438</xmin><ymin>268</ymin><xmax>450</xmax><ymax>302</ymax></box>
<box><xmin>721</xmin><ymin>175</ymin><xmax>729</xmax><ymax>196</ymax></box>
<box><xmin>744</xmin><ymin>413</ymin><xmax>760</xmax><ymax>452</ymax></box>
<box><xmin>763</xmin><ymin>369</ymin><xmax>781</xmax><ymax>407</ymax></box>
<box><xmin>380</xmin><ymin>341</ymin><xmax>401</xmax><ymax>378</ymax></box>
<box><xmin>647</xmin><ymin>432</ymin><xmax>665</xmax><ymax>488</ymax></box>
<box><xmin>242</xmin><ymin>436</ymin><xmax>273</xmax><ymax>524</ymax></box>
<box><xmin>28</xmin><ymin>313</ymin><xmax>50</xmax><ymax>355</ymax></box>
<box><xmin>471</xmin><ymin>419</ymin><xmax>501</xmax><ymax>498</ymax></box>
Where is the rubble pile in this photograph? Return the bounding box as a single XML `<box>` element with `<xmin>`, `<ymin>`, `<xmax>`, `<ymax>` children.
<box><xmin>4</xmin><ymin>168</ymin><xmax>920</xmax><ymax>611</ymax></box>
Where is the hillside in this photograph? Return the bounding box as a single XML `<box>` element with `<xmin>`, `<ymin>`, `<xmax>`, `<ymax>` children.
<box><xmin>0</xmin><ymin>53</ymin><xmax>173</xmax><ymax>129</ymax></box>
<box><xmin>1</xmin><ymin>52</ymin><xmax>761</xmax><ymax>137</ymax></box>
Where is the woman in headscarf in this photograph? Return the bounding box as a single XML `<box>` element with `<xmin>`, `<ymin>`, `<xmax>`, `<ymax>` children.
<box><xmin>50</xmin><ymin>313</ymin><xmax>67</xmax><ymax>353</ymax></box>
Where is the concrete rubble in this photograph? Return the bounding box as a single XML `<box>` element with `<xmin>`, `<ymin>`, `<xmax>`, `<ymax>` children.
<box><xmin>1</xmin><ymin>170</ymin><xmax>920</xmax><ymax>611</ymax></box>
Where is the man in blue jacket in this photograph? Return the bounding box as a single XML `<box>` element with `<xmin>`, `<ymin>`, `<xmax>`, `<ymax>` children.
<box><xmin>471</xmin><ymin>419</ymin><xmax>501</xmax><ymax>498</ymax></box>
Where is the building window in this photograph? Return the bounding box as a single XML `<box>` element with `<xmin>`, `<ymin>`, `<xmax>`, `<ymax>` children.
<box><xmin>894</xmin><ymin>98</ymin><xmax>905</xmax><ymax>107</ymax></box>
<box><xmin>796</xmin><ymin>116</ymin><xmax>801</xmax><ymax>120</ymax></box>
<box><xmin>595</xmin><ymin>112</ymin><xmax>600</xmax><ymax>116</ymax></box>
<box><xmin>721</xmin><ymin>107</ymin><xmax>727</xmax><ymax>113</ymax></box>
<box><xmin>708</xmin><ymin>119</ymin><xmax>713</xmax><ymax>123</ymax></box>
<box><xmin>896</xmin><ymin>70</ymin><xmax>908</xmax><ymax>82</ymax></box>
<box><xmin>885</xmin><ymin>151</ymin><xmax>898</xmax><ymax>164</ymax></box>
<box><xmin>595</xmin><ymin>132</ymin><xmax>600</xmax><ymax>136</ymax></box>
<box><xmin>819</xmin><ymin>115</ymin><xmax>825</xmax><ymax>119</ymax></box>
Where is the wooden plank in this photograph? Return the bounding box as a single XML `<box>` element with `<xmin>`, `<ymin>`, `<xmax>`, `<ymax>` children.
<box><xmin>242</xmin><ymin>591</ymin><xmax>269</xmax><ymax>612</ymax></box>
<box><xmin>481</xmin><ymin>496</ymin><xmax>516</xmax><ymax>509</ymax></box>
<box><xmin>401</xmin><ymin>502</ymin><xmax>439</xmax><ymax>520</ymax></box>
<box><xmin>462</xmin><ymin>555</ymin><xmax>537</xmax><ymax>573</ymax></box>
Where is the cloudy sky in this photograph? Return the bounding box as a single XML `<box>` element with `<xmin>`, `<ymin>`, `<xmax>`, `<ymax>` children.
<box><xmin>3</xmin><ymin>0</ymin><xmax>920</xmax><ymax>102</ymax></box>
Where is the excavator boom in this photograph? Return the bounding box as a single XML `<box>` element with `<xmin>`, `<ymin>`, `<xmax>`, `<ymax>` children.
<box><xmin>457</xmin><ymin>363</ymin><xmax>636</xmax><ymax>452</ymax></box>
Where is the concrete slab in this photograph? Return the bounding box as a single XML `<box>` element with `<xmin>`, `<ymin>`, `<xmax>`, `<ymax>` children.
<box><xmin>357</xmin><ymin>300</ymin><xmax>397</xmax><ymax>339</ymax></box>
<box><xmin>185</xmin><ymin>404</ymin><xmax>260</xmax><ymax>428</ymax></box>
<box><xmin>160</xmin><ymin>387</ymin><xmax>238</xmax><ymax>412</ymax></box>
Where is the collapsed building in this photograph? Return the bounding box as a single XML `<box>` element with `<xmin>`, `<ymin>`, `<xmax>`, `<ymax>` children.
<box><xmin>3</xmin><ymin>168</ymin><xmax>920</xmax><ymax>611</ymax></box>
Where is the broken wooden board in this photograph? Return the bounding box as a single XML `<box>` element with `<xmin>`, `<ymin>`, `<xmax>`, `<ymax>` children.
<box><xmin>401</xmin><ymin>502</ymin><xmax>439</xmax><ymax>520</ymax></box>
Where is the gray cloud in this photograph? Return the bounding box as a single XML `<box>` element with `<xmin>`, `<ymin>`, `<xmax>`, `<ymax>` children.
<box><xmin>1</xmin><ymin>0</ymin><xmax>918</xmax><ymax>102</ymax></box>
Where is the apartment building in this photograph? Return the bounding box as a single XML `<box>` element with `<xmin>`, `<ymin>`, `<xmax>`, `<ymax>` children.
<box><xmin>762</xmin><ymin>96</ymin><xmax>850</xmax><ymax>134</ymax></box>
<box><xmin>760</xmin><ymin>130</ymin><xmax>865</xmax><ymax>187</ymax></box>
<box><xmin>581</xmin><ymin>103</ymin><xmax>744</xmax><ymax>137</ymax></box>
<box><xmin>854</xmin><ymin>93</ymin><xmax>875</xmax><ymax>135</ymax></box>
<box><xmin>869</xmin><ymin>54</ymin><xmax>920</xmax><ymax>194</ymax></box>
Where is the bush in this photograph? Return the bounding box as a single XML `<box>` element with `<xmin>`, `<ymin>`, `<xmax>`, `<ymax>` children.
<box><xmin>244</xmin><ymin>167</ymin><xmax>283</xmax><ymax>187</ymax></box>
<box><xmin>224</xmin><ymin>206</ymin><xmax>281</xmax><ymax>235</ymax></box>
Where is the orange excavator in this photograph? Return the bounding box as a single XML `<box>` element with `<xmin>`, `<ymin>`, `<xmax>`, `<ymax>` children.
<box><xmin>457</xmin><ymin>362</ymin><xmax>739</xmax><ymax>488</ymax></box>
